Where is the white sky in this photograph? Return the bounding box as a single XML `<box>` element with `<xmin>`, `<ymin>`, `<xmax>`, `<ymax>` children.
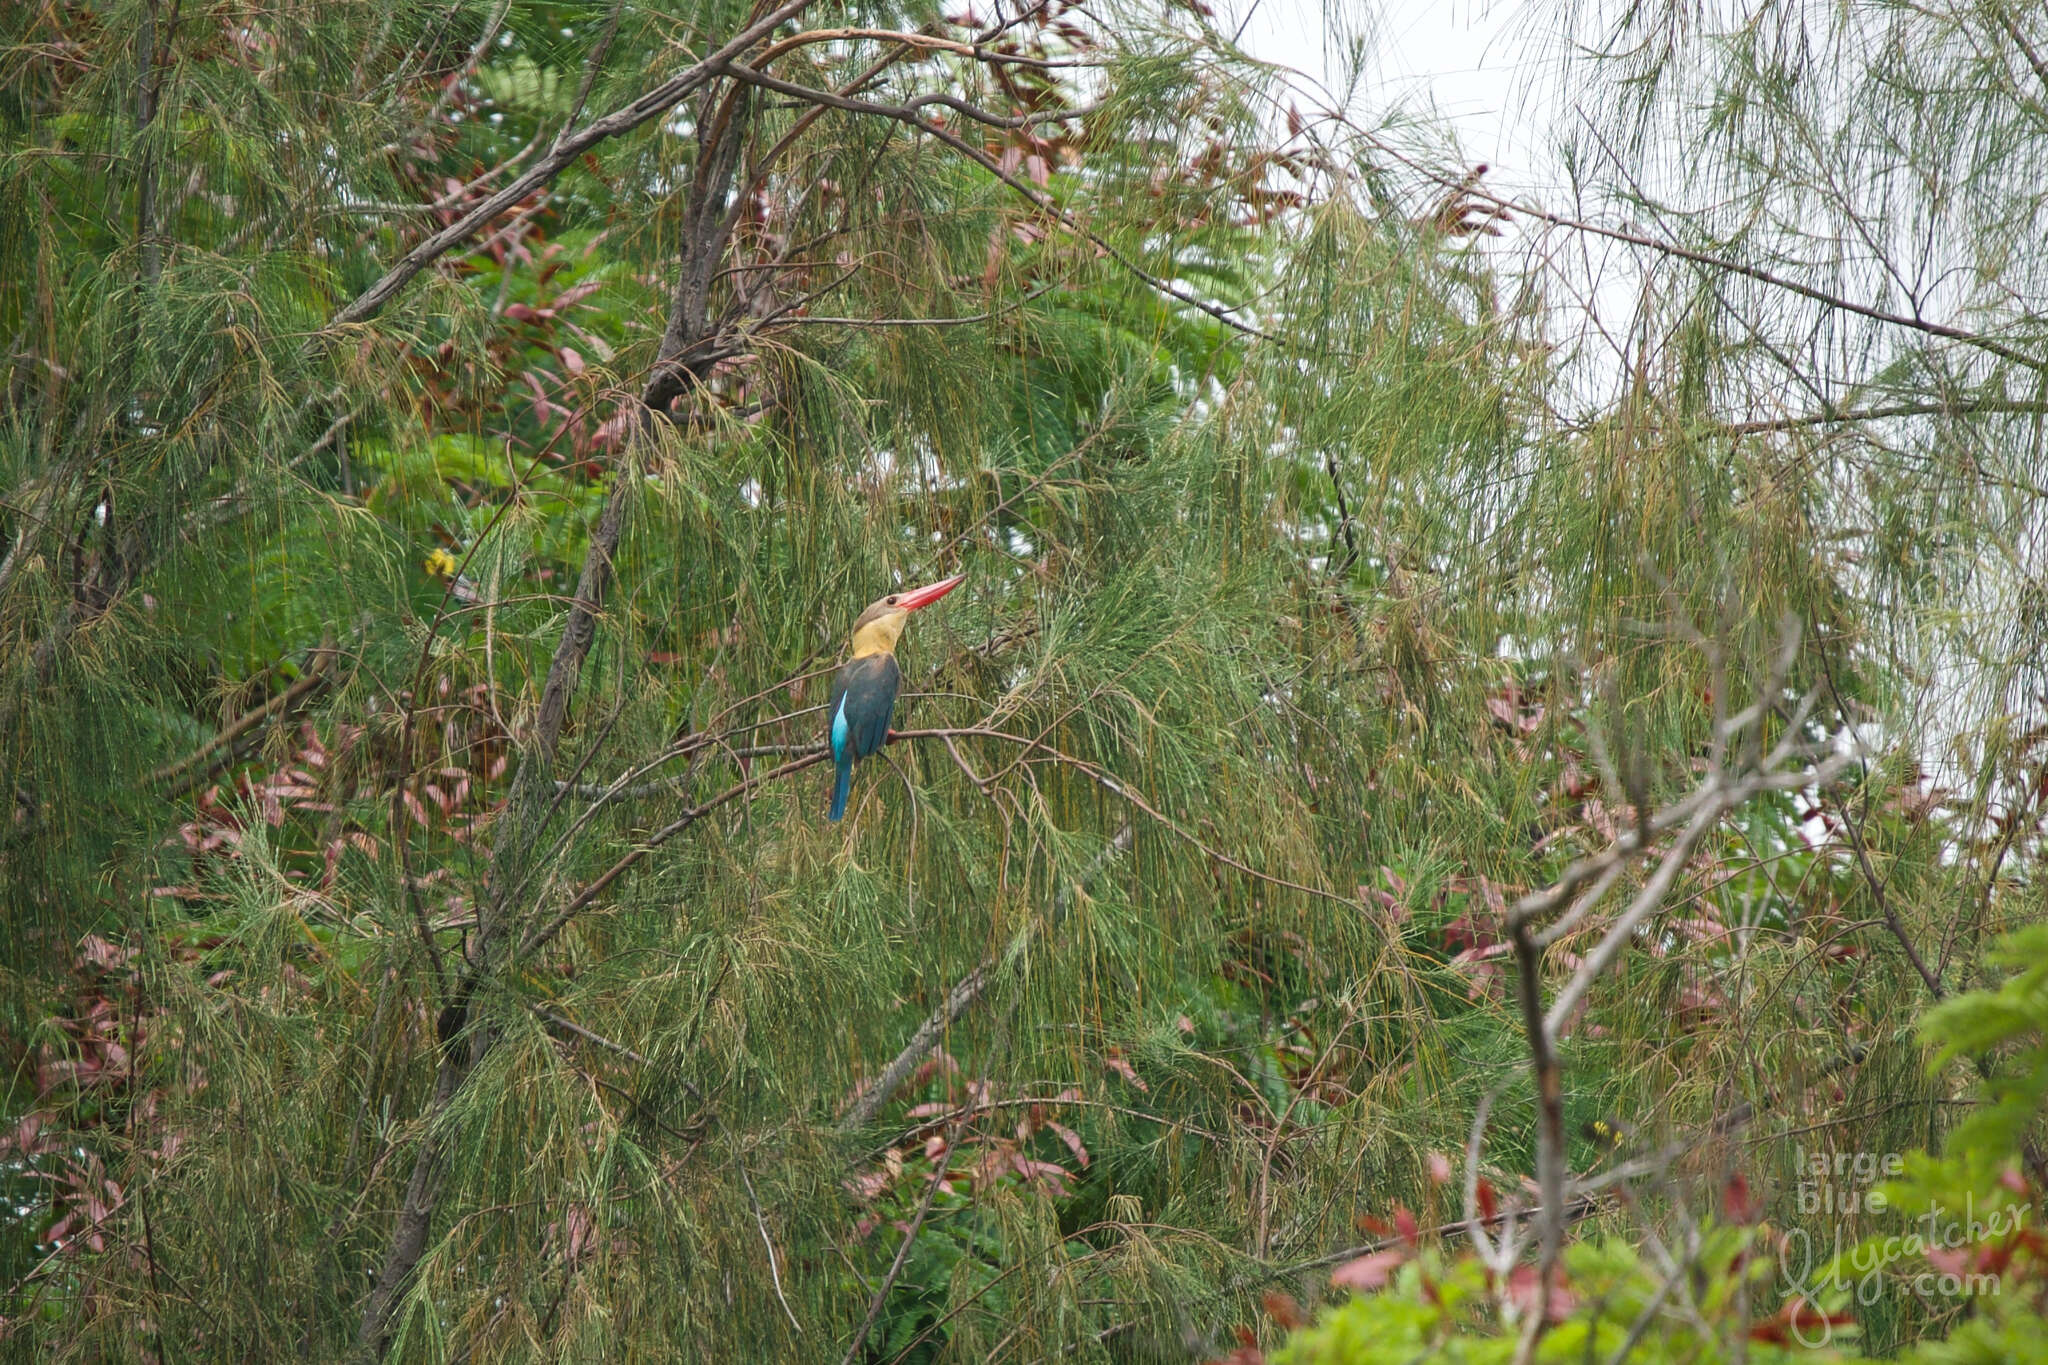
<box><xmin>1223</xmin><ymin>2</ymin><xmax>2047</xmax><ymax>769</ymax></box>
<box><xmin>1224</xmin><ymin>0</ymin><xmax>1646</xmax><ymax>411</ymax></box>
<box><xmin>1228</xmin><ymin>0</ymin><xmax>1561</xmax><ymax>194</ymax></box>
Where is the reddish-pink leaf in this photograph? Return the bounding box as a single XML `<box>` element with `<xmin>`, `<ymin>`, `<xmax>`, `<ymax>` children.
<box><xmin>1</xmin><ymin>1114</ymin><xmax>42</xmax><ymax>1154</ymax></box>
<box><xmin>1449</xmin><ymin>942</ymin><xmax>1513</xmax><ymax>1000</ymax></box>
<box><xmin>560</xmin><ymin>1204</ymin><xmax>595</xmax><ymax>1267</ymax></box>
<box><xmin>1393</xmin><ymin>1206</ymin><xmax>1420</xmax><ymax>1245</ymax></box>
<box><xmin>1723</xmin><ymin>1172</ymin><xmax>1761</xmax><ymax>1224</ymax></box>
<box><xmin>1330</xmin><ymin>1248</ymin><xmax>1406</xmax><ymax>1291</ymax></box>
<box><xmin>1504</xmin><ymin>1263</ymin><xmax>1576</xmax><ymax>1320</ymax></box>
<box><xmin>1261</xmin><ymin>1290</ymin><xmax>1304</xmax><ymax>1328</ymax></box>
<box><xmin>1749</xmin><ymin>1297</ymin><xmax>1856</xmax><ymax>1344</ymax></box>
<box><xmin>1009</xmin><ymin>1154</ymin><xmax>1072</xmax><ymax>1196</ymax></box>
<box><xmin>908</xmin><ymin>1051</ymin><xmax>958</xmax><ymax>1088</ymax></box>
<box><xmin>1103</xmin><ymin>1052</ymin><xmax>1148</xmax><ymax>1092</ymax></box>
<box><xmin>983</xmin><ymin>226</ymin><xmax>1007</xmax><ymax>290</ymax></box>
<box><xmin>1926</xmin><ymin>1245</ymin><xmax>1971</xmax><ymax>1276</ymax></box>
<box><xmin>79</xmin><ymin>935</ymin><xmax>131</xmax><ymax>971</ymax></box>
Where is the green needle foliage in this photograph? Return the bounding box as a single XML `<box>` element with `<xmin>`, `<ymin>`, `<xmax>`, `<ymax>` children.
<box><xmin>0</xmin><ymin>1</ymin><xmax>2045</xmax><ymax>1362</ymax></box>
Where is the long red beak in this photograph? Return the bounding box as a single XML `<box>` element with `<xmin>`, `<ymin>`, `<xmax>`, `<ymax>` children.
<box><xmin>896</xmin><ymin>573</ymin><xmax>965</xmax><ymax>610</ymax></box>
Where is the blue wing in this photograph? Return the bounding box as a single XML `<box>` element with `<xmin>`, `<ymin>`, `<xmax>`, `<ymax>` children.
<box><xmin>826</xmin><ymin>654</ymin><xmax>901</xmax><ymax>819</ymax></box>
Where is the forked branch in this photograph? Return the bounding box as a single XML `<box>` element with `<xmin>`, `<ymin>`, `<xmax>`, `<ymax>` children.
<box><xmin>1479</xmin><ymin>618</ymin><xmax>1852</xmax><ymax>1362</ymax></box>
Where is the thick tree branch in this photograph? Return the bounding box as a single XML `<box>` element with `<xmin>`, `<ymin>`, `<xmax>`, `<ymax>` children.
<box><xmin>132</xmin><ymin>0</ymin><xmax>173</xmax><ymax>289</ymax></box>
<box><xmin>642</xmin><ymin>81</ymin><xmax>759</xmax><ymax>417</ymax></box>
<box><xmin>353</xmin><ymin>44</ymin><xmax>801</xmax><ymax>1338</ymax></box>
<box><xmin>355</xmin><ymin>468</ymin><xmax>636</xmax><ymax>1356</ymax></box>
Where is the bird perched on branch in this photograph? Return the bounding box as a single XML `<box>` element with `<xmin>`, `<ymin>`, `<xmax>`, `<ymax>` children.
<box><xmin>827</xmin><ymin>573</ymin><xmax>964</xmax><ymax>821</ymax></box>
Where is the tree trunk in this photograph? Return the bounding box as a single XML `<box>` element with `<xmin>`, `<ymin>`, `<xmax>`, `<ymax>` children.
<box><xmin>352</xmin><ymin>74</ymin><xmax>758</xmax><ymax>1358</ymax></box>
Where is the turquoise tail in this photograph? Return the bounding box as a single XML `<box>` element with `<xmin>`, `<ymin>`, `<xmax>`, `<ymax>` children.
<box><xmin>828</xmin><ymin>760</ymin><xmax>853</xmax><ymax>821</ymax></box>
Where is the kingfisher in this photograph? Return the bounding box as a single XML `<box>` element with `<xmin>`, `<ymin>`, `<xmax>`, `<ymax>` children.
<box><xmin>827</xmin><ymin>573</ymin><xmax>965</xmax><ymax>821</ymax></box>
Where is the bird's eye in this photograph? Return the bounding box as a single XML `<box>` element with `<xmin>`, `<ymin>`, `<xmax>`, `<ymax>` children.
<box><xmin>886</xmin><ymin>595</ymin><xmax>899</xmax><ymax>605</ymax></box>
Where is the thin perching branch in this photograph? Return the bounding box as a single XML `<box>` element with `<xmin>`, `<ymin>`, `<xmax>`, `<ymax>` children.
<box><xmin>146</xmin><ymin>637</ymin><xmax>337</xmax><ymax>788</ymax></box>
<box><xmin>738</xmin><ymin>1157</ymin><xmax>803</xmax><ymax>1335</ymax></box>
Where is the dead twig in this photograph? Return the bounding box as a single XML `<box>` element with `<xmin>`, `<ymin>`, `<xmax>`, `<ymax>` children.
<box><xmin>739</xmin><ymin>1156</ymin><xmax>802</xmax><ymax>1335</ymax></box>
